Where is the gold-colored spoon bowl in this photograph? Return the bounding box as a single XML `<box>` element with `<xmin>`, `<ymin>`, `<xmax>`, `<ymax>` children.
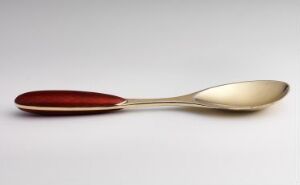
<box><xmin>193</xmin><ymin>80</ymin><xmax>289</xmax><ymax>110</ymax></box>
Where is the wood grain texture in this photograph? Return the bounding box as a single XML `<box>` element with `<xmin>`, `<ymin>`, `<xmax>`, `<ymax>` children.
<box><xmin>15</xmin><ymin>90</ymin><xmax>126</xmax><ymax>115</ymax></box>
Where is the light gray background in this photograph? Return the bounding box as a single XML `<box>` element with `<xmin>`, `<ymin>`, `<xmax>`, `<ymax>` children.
<box><xmin>0</xmin><ymin>1</ymin><xmax>299</xmax><ymax>185</ymax></box>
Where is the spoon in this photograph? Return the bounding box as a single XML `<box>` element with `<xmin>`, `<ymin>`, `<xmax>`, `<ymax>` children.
<box><xmin>15</xmin><ymin>80</ymin><xmax>289</xmax><ymax>115</ymax></box>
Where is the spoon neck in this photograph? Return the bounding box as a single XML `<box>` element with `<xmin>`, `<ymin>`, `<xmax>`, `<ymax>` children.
<box><xmin>122</xmin><ymin>94</ymin><xmax>201</xmax><ymax>109</ymax></box>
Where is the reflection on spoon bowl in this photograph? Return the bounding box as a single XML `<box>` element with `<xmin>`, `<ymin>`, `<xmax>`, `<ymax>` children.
<box><xmin>193</xmin><ymin>80</ymin><xmax>289</xmax><ymax>110</ymax></box>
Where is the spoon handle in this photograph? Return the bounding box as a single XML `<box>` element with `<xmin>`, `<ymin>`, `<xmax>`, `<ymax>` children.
<box><xmin>15</xmin><ymin>90</ymin><xmax>126</xmax><ymax>115</ymax></box>
<box><xmin>15</xmin><ymin>90</ymin><xmax>200</xmax><ymax>115</ymax></box>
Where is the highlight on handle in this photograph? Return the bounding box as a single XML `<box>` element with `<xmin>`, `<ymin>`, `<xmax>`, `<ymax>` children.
<box><xmin>15</xmin><ymin>90</ymin><xmax>127</xmax><ymax>115</ymax></box>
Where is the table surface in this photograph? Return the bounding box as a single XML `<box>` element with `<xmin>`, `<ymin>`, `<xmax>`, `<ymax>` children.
<box><xmin>0</xmin><ymin>1</ymin><xmax>299</xmax><ymax>185</ymax></box>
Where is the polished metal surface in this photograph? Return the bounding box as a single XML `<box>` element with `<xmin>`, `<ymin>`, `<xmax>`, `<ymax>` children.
<box><xmin>125</xmin><ymin>80</ymin><xmax>289</xmax><ymax>111</ymax></box>
<box><xmin>193</xmin><ymin>80</ymin><xmax>289</xmax><ymax>110</ymax></box>
<box><xmin>16</xmin><ymin>80</ymin><xmax>289</xmax><ymax>112</ymax></box>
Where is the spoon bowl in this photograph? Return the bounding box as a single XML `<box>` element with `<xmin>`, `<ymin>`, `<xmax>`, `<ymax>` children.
<box><xmin>193</xmin><ymin>80</ymin><xmax>289</xmax><ymax>110</ymax></box>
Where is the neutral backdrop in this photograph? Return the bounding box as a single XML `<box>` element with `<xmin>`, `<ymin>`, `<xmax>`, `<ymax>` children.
<box><xmin>0</xmin><ymin>1</ymin><xmax>299</xmax><ymax>185</ymax></box>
